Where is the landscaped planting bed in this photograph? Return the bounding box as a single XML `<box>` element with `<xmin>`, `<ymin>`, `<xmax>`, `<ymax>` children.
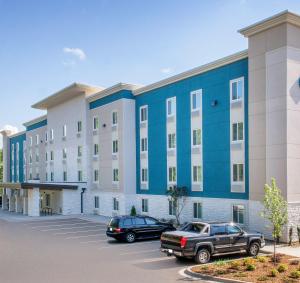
<box><xmin>191</xmin><ymin>254</ymin><xmax>300</xmax><ymax>282</ymax></box>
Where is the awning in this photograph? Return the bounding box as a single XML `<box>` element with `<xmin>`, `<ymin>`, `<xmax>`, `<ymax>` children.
<box><xmin>0</xmin><ymin>182</ymin><xmax>78</xmax><ymax>190</ymax></box>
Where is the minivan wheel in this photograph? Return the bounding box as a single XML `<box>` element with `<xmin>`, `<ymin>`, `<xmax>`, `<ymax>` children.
<box><xmin>248</xmin><ymin>242</ymin><xmax>260</xmax><ymax>256</ymax></box>
<box><xmin>125</xmin><ymin>232</ymin><xmax>136</xmax><ymax>243</ymax></box>
<box><xmin>195</xmin><ymin>248</ymin><xmax>211</xmax><ymax>264</ymax></box>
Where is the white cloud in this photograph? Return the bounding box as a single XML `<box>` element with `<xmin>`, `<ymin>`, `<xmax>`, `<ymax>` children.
<box><xmin>3</xmin><ymin>125</ymin><xmax>18</xmax><ymax>133</ymax></box>
<box><xmin>161</xmin><ymin>67</ymin><xmax>172</xmax><ymax>74</ymax></box>
<box><xmin>63</xmin><ymin>47</ymin><xmax>86</xmax><ymax>60</ymax></box>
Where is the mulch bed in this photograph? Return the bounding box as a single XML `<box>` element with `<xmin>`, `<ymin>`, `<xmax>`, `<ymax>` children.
<box><xmin>191</xmin><ymin>254</ymin><xmax>300</xmax><ymax>282</ymax></box>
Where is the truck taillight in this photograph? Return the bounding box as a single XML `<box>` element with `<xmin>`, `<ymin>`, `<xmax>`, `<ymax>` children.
<box><xmin>180</xmin><ymin>237</ymin><xmax>187</xmax><ymax>248</ymax></box>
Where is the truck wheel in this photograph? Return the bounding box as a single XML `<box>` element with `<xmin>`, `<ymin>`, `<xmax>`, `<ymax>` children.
<box><xmin>248</xmin><ymin>242</ymin><xmax>260</xmax><ymax>256</ymax></box>
<box><xmin>195</xmin><ymin>248</ymin><xmax>211</xmax><ymax>264</ymax></box>
<box><xmin>125</xmin><ymin>232</ymin><xmax>136</xmax><ymax>243</ymax></box>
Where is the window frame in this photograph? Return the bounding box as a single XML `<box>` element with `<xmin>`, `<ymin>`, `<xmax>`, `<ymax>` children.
<box><xmin>77</xmin><ymin>121</ymin><xmax>82</xmax><ymax>133</ymax></box>
<box><xmin>230</xmin><ymin>77</ymin><xmax>244</xmax><ymax>103</ymax></box>
<box><xmin>232</xmin><ymin>122</ymin><xmax>244</xmax><ymax>143</ymax></box>
<box><xmin>140</xmin><ymin>105</ymin><xmax>148</xmax><ymax>123</ymax></box>
<box><xmin>168</xmin><ymin>166</ymin><xmax>176</xmax><ymax>184</ymax></box>
<box><xmin>93</xmin><ymin>169</ymin><xmax>99</xmax><ymax>183</ymax></box>
<box><xmin>113</xmin><ymin>197</ymin><xmax>119</xmax><ymax>211</ymax></box>
<box><xmin>232</xmin><ymin>204</ymin><xmax>245</xmax><ymax>225</ymax></box>
<box><xmin>141</xmin><ymin>168</ymin><xmax>148</xmax><ymax>184</ymax></box>
<box><xmin>166</xmin><ymin>97</ymin><xmax>176</xmax><ymax>117</ymax></box>
<box><xmin>190</xmin><ymin>89</ymin><xmax>202</xmax><ymax>111</ymax></box>
<box><xmin>192</xmin><ymin>165</ymin><xmax>202</xmax><ymax>184</ymax></box>
<box><xmin>112</xmin><ymin>140</ymin><xmax>118</xmax><ymax>154</ymax></box>
<box><xmin>167</xmin><ymin>133</ymin><xmax>176</xmax><ymax>150</ymax></box>
<box><xmin>93</xmin><ymin>116</ymin><xmax>99</xmax><ymax>130</ymax></box>
<box><xmin>94</xmin><ymin>196</ymin><xmax>99</xmax><ymax>209</ymax></box>
<box><xmin>140</xmin><ymin>137</ymin><xmax>148</xmax><ymax>153</ymax></box>
<box><xmin>78</xmin><ymin>170</ymin><xmax>83</xmax><ymax>182</ymax></box>
<box><xmin>112</xmin><ymin>111</ymin><xmax>118</xmax><ymax>126</ymax></box>
<box><xmin>94</xmin><ymin>143</ymin><xmax>99</xmax><ymax>156</ymax></box>
<box><xmin>112</xmin><ymin>168</ymin><xmax>119</xmax><ymax>183</ymax></box>
<box><xmin>62</xmin><ymin>124</ymin><xmax>67</xmax><ymax>137</ymax></box>
<box><xmin>168</xmin><ymin>200</ymin><xmax>176</xmax><ymax>216</ymax></box>
<box><xmin>193</xmin><ymin>202</ymin><xmax>202</xmax><ymax>219</ymax></box>
<box><xmin>142</xmin><ymin>198</ymin><xmax>148</xmax><ymax>213</ymax></box>
<box><xmin>192</xmin><ymin>129</ymin><xmax>201</xmax><ymax>148</ymax></box>
<box><xmin>232</xmin><ymin>163</ymin><xmax>244</xmax><ymax>183</ymax></box>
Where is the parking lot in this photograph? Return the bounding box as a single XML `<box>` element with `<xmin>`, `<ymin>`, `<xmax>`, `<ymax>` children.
<box><xmin>0</xmin><ymin>216</ymin><xmax>199</xmax><ymax>283</ymax></box>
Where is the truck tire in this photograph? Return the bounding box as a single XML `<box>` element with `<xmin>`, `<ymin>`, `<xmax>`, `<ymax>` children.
<box><xmin>247</xmin><ymin>241</ymin><xmax>260</xmax><ymax>256</ymax></box>
<box><xmin>195</xmin><ymin>248</ymin><xmax>211</xmax><ymax>264</ymax></box>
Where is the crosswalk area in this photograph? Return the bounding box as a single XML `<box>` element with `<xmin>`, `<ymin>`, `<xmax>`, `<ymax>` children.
<box><xmin>22</xmin><ymin>218</ymin><xmax>173</xmax><ymax>264</ymax></box>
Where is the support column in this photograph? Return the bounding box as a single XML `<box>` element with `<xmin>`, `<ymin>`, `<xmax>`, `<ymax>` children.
<box><xmin>23</xmin><ymin>197</ymin><xmax>28</xmax><ymax>215</ymax></box>
<box><xmin>8</xmin><ymin>197</ymin><xmax>15</xmax><ymax>212</ymax></box>
<box><xmin>28</xmin><ymin>188</ymin><xmax>40</xmax><ymax>216</ymax></box>
<box><xmin>1</xmin><ymin>193</ymin><xmax>8</xmax><ymax>210</ymax></box>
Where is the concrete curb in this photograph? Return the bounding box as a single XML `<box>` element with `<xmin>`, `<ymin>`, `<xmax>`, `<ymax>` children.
<box><xmin>184</xmin><ymin>266</ymin><xmax>251</xmax><ymax>283</ymax></box>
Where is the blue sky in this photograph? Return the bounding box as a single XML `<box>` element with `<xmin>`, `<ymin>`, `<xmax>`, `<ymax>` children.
<box><xmin>1</xmin><ymin>0</ymin><xmax>300</xmax><ymax>139</ymax></box>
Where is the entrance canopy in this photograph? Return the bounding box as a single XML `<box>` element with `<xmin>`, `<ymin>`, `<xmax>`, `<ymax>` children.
<box><xmin>0</xmin><ymin>182</ymin><xmax>78</xmax><ymax>190</ymax></box>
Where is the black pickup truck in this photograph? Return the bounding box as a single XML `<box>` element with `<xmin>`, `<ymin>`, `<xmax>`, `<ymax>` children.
<box><xmin>161</xmin><ymin>221</ymin><xmax>265</xmax><ymax>264</ymax></box>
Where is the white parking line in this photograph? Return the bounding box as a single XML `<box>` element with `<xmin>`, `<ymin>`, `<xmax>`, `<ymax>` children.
<box><xmin>24</xmin><ymin>219</ymin><xmax>87</xmax><ymax>226</ymax></box>
<box><xmin>132</xmin><ymin>256</ymin><xmax>173</xmax><ymax>264</ymax></box>
<box><xmin>41</xmin><ymin>225</ymin><xmax>105</xmax><ymax>232</ymax></box>
<box><xmin>119</xmin><ymin>249</ymin><xmax>159</xmax><ymax>256</ymax></box>
<box><xmin>31</xmin><ymin>222</ymin><xmax>99</xmax><ymax>229</ymax></box>
<box><xmin>98</xmin><ymin>240</ymin><xmax>159</xmax><ymax>250</ymax></box>
<box><xmin>66</xmin><ymin>234</ymin><xmax>104</xmax><ymax>240</ymax></box>
<box><xmin>80</xmin><ymin>239</ymin><xmax>109</xmax><ymax>244</ymax></box>
<box><xmin>54</xmin><ymin>229</ymin><xmax>106</xmax><ymax>235</ymax></box>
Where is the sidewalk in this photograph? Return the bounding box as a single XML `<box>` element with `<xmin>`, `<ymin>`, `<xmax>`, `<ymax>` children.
<box><xmin>262</xmin><ymin>242</ymin><xmax>300</xmax><ymax>258</ymax></box>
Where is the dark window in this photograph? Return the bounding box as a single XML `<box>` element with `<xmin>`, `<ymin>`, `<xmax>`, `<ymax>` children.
<box><xmin>227</xmin><ymin>225</ymin><xmax>241</xmax><ymax>234</ymax></box>
<box><xmin>109</xmin><ymin>218</ymin><xmax>119</xmax><ymax>228</ymax></box>
<box><xmin>181</xmin><ymin>223</ymin><xmax>205</xmax><ymax>233</ymax></box>
<box><xmin>211</xmin><ymin>225</ymin><xmax>227</xmax><ymax>236</ymax></box>
<box><xmin>145</xmin><ymin>217</ymin><xmax>157</xmax><ymax>225</ymax></box>
<box><xmin>135</xmin><ymin>217</ymin><xmax>146</xmax><ymax>225</ymax></box>
<box><xmin>122</xmin><ymin>218</ymin><xmax>133</xmax><ymax>227</ymax></box>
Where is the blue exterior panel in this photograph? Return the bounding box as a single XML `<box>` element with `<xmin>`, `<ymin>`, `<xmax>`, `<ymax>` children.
<box><xmin>26</xmin><ymin>119</ymin><xmax>47</xmax><ymax>132</ymax></box>
<box><xmin>136</xmin><ymin>58</ymin><xmax>248</xmax><ymax>200</ymax></box>
<box><xmin>89</xmin><ymin>90</ymin><xmax>134</xmax><ymax>109</ymax></box>
<box><xmin>9</xmin><ymin>133</ymin><xmax>26</xmax><ymax>182</ymax></box>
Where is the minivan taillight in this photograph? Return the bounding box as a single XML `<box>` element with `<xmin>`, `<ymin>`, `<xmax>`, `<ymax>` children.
<box><xmin>114</xmin><ymin>228</ymin><xmax>123</xmax><ymax>233</ymax></box>
<box><xmin>180</xmin><ymin>237</ymin><xmax>187</xmax><ymax>248</ymax></box>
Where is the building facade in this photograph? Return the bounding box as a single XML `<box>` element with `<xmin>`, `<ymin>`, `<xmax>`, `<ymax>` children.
<box><xmin>2</xmin><ymin>11</ymin><xmax>300</xmax><ymax>241</ymax></box>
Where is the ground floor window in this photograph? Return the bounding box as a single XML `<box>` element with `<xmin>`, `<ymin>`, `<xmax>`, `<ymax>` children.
<box><xmin>46</xmin><ymin>194</ymin><xmax>50</xmax><ymax>207</ymax></box>
<box><xmin>94</xmin><ymin>196</ymin><xmax>99</xmax><ymax>209</ymax></box>
<box><xmin>63</xmin><ymin>171</ymin><xmax>67</xmax><ymax>182</ymax></box>
<box><xmin>142</xmin><ymin>198</ymin><xmax>148</xmax><ymax>213</ymax></box>
<box><xmin>113</xmin><ymin>198</ymin><xmax>119</xmax><ymax>211</ymax></box>
<box><xmin>168</xmin><ymin>200</ymin><xmax>176</xmax><ymax>216</ymax></box>
<box><xmin>78</xmin><ymin>170</ymin><xmax>83</xmax><ymax>182</ymax></box>
<box><xmin>50</xmin><ymin>172</ymin><xmax>54</xmax><ymax>182</ymax></box>
<box><xmin>233</xmin><ymin>204</ymin><xmax>245</xmax><ymax>224</ymax></box>
<box><xmin>193</xmin><ymin>202</ymin><xmax>202</xmax><ymax>219</ymax></box>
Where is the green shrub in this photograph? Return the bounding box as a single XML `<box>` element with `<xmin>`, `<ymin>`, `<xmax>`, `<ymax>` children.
<box><xmin>215</xmin><ymin>269</ymin><xmax>227</xmax><ymax>275</ymax></box>
<box><xmin>270</xmin><ymin>268</ymin><xmax>279</xmax><ymax>277</ymax></box>
<box><xmin>277</xmin><ymin>264</ymin><xmax>288</xmax><ymax>273</ymax></box>
<box><xmin>246</xmin><ymin>264</ymin><xmax>256</xmax><ymax>271</ymax></box>
<box><xmin>233</xmin><ymin>272</ymin><xmax>246</xmax><ymax>278</ymax></box>
<box><xmin>290</xmin><ymin>271</ymin><xmax>300</xmax><ymax>279</ymax></box>
<box><xmin>243</xmin><ymin>258</ymin><xmax>255</xmax><ymax>266</ymax></box>
<box><xmin>256</xmin><ymin>256</ymin><xmax>267</xmax><ymax>263</ymax></box>
<box><xmin>257</xmin><ymin>275</ymin><xmax>268</xmax><ymax>281</ymax></box>
<box><xmin>215</xmin><ymin>259</ymin><xmax>226</xmax><ymax>266</ymax></box>
<box><xmin>130</xmin><ymin>206</ymin><xmax>136</xmax><ymax>216</ymax></box>
<box><xmin>229</xmin><ymin>260</ymin><xmax>240</xmax><ymax>270</ymax></box>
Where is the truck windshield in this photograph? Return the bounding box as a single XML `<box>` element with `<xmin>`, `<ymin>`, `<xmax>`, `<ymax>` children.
<box><xmin>180</xmin><ymin>223</ymin><xmax>205</xmax><ymax>233</ymax></box>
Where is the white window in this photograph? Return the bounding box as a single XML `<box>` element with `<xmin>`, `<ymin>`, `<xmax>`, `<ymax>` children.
<box><xmin>142</xmin><ymin>199</ymin><xmax>148</xmax><ymax>213</ymax></box>
<box><xmin>50</xmin><ymin>129</ymin><xmax>54</xmax><ymax>140</ymax></box>
<box><xmin>168</xmin><ymin>200</ymin><xmax>176</xmax><ymax>216</ymax></box>
<box><xmin>168</xmin><ymin>167</ymin><xmax>176</xmax><ymax>183</ymax></box>
<box><xmin>233</xmin><ymin>164</ymin><xmax>244</xmax><ymax>183</ymax></box>
<box><xmin>193</xmin><ymin>202</ymin><xmax>202</xmax><ymax>219</ymax></box>
<box><xmin>77</xmin><ymin>121</ymin><xmax>82</xmax><ymax>133</ymax></box>
<box><xmin>50</xmin><ymin>151</ymin><xmax>54</xmax><ymax>161</ymax></box>
<box><xmin>94</xmin><ymin>144</ymin><xmax>99</xmax><ymax>156</ymax></box>
<box><xmin>94</xmin><ymin>196</ymin><xmax>99</xmax><ymax>209</ymax></box>
<box><xmin>78</xmin><ymin>146</ymin><xmax>82</xmax><ymax>157</ymax></box>
<box><xmin>50</xmin><ymin>172</ymin><xmax>54</xmax><ymax>182</ymax></box>
<box><xmin>112</xmin><ymin>111</ymin><xmax>118</xmax><ymax>126</ymax></box>
<box><xmin>141</xmin><ymin>137</ymin><xmax>148</xmax><ymax>152</ymax></box>
<box><xmin>112</xmin><ymin>140</ymin><xmax>118</xmax><ymax>154</ymax></box>
<box><xmin>63</xmin><ymin>125</ymin><xmax>67</xmax><ymax>137</ymax></box>
<box><xmin>62</xmin><ymin>148</ymin><xmax>67</xmax><ymax>159</ymax></box>
<box><xmin>232</xmin><ymin>122</ymin><xmax>244</xmax><ymax>142</ymax></box>
<box><xmin>45</xmin><ymin>131</ymin><xmax>48</xmax><ymax>142</ymax></box>
<box><xmin>192</xmin><ymin>129</ymin><xmax>201</xmax><ymax>147</ymax></box>
<box><xmin>192</xmin><ymin>166</ymin><xmax>202</xmax><ymax>183</ymax></box>
<box><xmin>140</xmin><ymin>106</ymin><xmax>148</xmax><ymax>123</ymax></box>
<box><xmin>35</xmin><ymin>152</ymin><xmax>39</xmax><ymax>162</ymax></box>
<box><xmin>168</xmin><ymin>133</ymin><xmax>176</xmax><ymax>149</ymax></box>
<box><xmin>29</xmin><ymin>136</ymin><xmax>33</xmax><ymax>146</ymax></box>
<box><xmin>191</xmin><ymin>90</ymin><xmax>201</xmax><ymax>111</ymax></box>
<box><xmin>231</xmin><ymin>77</ymin><xmax>244</xmax><ymax>102</ymax></box>
<box><xmin>166</xmin><ymin>97</ymin><xmax>176</xmax><ymax>117</ymax></box>
<box><xmin>141</xmin><ymin>168</ymin><xmax>148</xmax><ymax>183</ymax></box>
<box><xmin>113</xmin><ymin>168</ymin><xmax>119</xmax><ymax>182</ymax></box>
<box><xmin>63</xmin><ymin>171</ymin><xmax>67</xmax><ymax>182</ymax></box>
<box><xmin>94</xmin><ymin>169</ymin><xmax>99</xmax><ymax>183</ymax></box>
<box><xmin>233</xmin><ymin>205</ymin><xmax>245</xmax><ymax>224</ymax></box>
<box><xmin>93</xmin><ymin>117</ymin><xmax>99</xmax><ymax>130</ymax></box>
<box><xmin>78</xmin><ymin>170</ymin><xmax>83</xmax><ymax>182</ymax></box>
<box><xmin>113</xmin><ymin>198</ymin><xmax>119</xmax><ymax>211</ymax></box>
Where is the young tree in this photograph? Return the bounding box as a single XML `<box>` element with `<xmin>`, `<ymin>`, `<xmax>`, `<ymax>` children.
<box><xmin>166</xmin><ymin>185</ymin><xmax>188</xmax><ymax>226</ymax></box>
<box><xmin>261</xmin><ymin>178</ymin><xmax>288</xmax><ymax>263</ymax></box>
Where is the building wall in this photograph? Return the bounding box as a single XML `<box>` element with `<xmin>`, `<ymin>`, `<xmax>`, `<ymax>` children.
<box><xmin>135</xmin><ymin>58</ymin><xmax>249</xmax><ymax>200</ymax></box>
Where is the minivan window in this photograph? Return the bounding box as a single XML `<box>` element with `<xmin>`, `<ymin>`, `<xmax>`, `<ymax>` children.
<box><xmin>135</xmin><ymin>217</ymin><xmax>146</xmax><ymax>225</ymax></box>
<box><xmin>109</xmin><ymin>218</ymin><xmax>119</xmax><ymax>228</ymax></box>
<box><xmin>211</xmin><ymin>225</ymin><xmax>226</xmax><ymax>236</ymax></box>
<box><xmin>122</xmin><ymin>218</ymin><xmax>133</xmax><ymax>227</ymax></box>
